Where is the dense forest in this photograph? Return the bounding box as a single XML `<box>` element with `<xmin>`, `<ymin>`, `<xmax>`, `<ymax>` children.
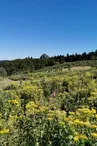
<box><xmin>1</xmin><ymin>50</ymin><xmax>97</xmax><ymax>75</ymax></box>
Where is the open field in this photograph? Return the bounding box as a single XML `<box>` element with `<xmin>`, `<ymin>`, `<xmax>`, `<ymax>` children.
<box><xmin>1</xmin><ymin>64</ymin><xmax>97</xmax><ymax>146</ymax></box>
<box><xmin>0</xmin><ymin>66</ymin><xmax>91</xmax><ymax>89</ymax></box>
<box><xmin>71</xmin><ymin>66</ymin><xmax>91</xmax><ymax>71</ymax></box>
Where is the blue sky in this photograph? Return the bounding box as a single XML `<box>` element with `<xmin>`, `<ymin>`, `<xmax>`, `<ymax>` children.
<box><xmin>0</xmin><ymin>0</ymin><xmax>97</xmax><ymax>59</ymax></box>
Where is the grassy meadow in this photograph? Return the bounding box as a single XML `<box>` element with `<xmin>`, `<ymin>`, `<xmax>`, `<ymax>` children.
<box><xmin>1</xmin><ymin>62</ymin><xmax>97</xmax><ymax>146</ymax></box>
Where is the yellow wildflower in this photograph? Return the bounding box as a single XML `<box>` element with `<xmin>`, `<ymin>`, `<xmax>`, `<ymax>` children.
<box><xmin>64</xmin><ymin>117</ymin><xmax>69</xmax><ymax>122</ymax></box>
<box><xmin>91</xmin><ymin>124</ymin><xmax>97</xmax><ymax>129</ymax></box>
<box><xmin>84</xmin><ymin>121</ymin><xmax>91</xmax><ymax>128</ymax></box>
<box><xmin>91</xmin><ymin>133</ymin><xmax>97</xmax><ymax>138</ymax></box>
<box><xmin>47</xmin><ymin>118</ymin><xmax>53</xmax><ymax>121</ymax></box>
<box><xmin>91</xmin><ymin>109</ymin><xmax>96</xmax><ymax>114</ymax></box>
<box><xmin>74</xmin><ymin>136</ymin><xmax>79</xmax><ymax>142</ymax></box>
<box><xmin>47</xmin><ymin>113</ymin><xmax>54</xmax><ymax>117</ymax></box>
<box><xmin>69</xmin><ymin>112</ymin><xmax>75</xmax><ymax>115</ymax></box>
<box><xmin>39</xmin><ymin>106</ymin><xmax>48</xmax><ymax>112</ymax></box>
<box><xmin>74</xmin><ymin>135</ymin><xmax>88</xmax><ymax>142</ymax></box>
<box><xmin>0</xmin><ymin>129</ymin><xmax>9</xmax><ymax>134</ymax></box>
<box><xmin>59</xmin><ymin>122</ymin><xmax>64</xmax><ymax>125</ymax></box>
<box><xmin>8</xmin><ymin>100</ymin><xmax>19</xmax><ymax>105</ymax></box>
<box><xmin>95</xmin><ymin>114</ymin><xmax>97</xmax><ymax>118</ymax></box>
<box><xmin>74</xmin><ymin>119</ymin><xmax>84</xmax><ymax>126</ymax></box>
<box><xmin>26</xmin><ymin>101</ymin><xmax>38</xmax><ymax>109</ymax></box>
<box><xmin>77</xmin><ymin>108</ymin><xmax>91</xmax><ymax>115</ymax></box>
<box><xmin>84</xmin><ymin>121</ymin><xmax>97</xmax><ymax>129</ymax></box>
<box><xmin>80</xmin><ymin>135</ymin><xmax>88</xmax><ymax>140</ymax></box>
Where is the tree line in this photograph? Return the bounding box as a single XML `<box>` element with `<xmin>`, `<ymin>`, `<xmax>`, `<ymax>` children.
<box><xmin>1</xmin><ymin>50</ymin><xmax>97</xmax><ymax>75</ymax></box>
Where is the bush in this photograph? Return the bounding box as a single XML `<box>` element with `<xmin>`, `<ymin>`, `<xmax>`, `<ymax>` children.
<box><xmin>0</xmin><ymin>67</ymin><xmax>7</xmax><ymax>76</ymax></box>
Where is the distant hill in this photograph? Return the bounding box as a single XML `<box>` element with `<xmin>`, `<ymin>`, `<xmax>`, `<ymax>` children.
<box><xmin>40</xmin><ymin>54</ymin><xmax>49</xmax><ymax>59</ymax></box>
<box><xmin>0</xmin><ymin>60</ymin><xmax>9</xmax><ymax>64</ymax></box>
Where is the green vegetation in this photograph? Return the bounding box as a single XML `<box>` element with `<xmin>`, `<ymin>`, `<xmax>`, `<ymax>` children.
<box><xmin>1</xmin><ymin>63</ymin><xmax>97</xmax><ymax>145</ymax></box>
<box><xmin>1</xmin><ymin>50</ymin><xmax>97</xmax><ymax>75</ymax></box>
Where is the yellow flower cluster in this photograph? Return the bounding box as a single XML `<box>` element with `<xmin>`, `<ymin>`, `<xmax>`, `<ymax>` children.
<box><xmin>59</xmin><ymin>122</ymin><xmax>64</xmax><ymax>125</ymax></box>
<box><xmin>77</xmin><ymin>108</ymin><xmax>96</xmax><ymax>115</ymax></box>
<box><xmin>74</xmin><ymin>119</ymin><xmax>84</xmax><ymax>126</ymax></box>
<box><xmin>9</xmin><ymin>115</ymin><xmax>23</xmax><ymax>120</ymax></box>
<box><xmin>74</xmin><ymin>136</ymin><xmax>79</xmax><ymax>142</ymax></box>
<box><xmin>91</xmin><ymin>133</ymin><xmax>97</xmax><ymax>138</ymax></box>
<box><xmin>73</xmin><ymin>119</ymin><xmax>97</xmax><ymax>129</ymax></box>
<box><xmin>55</xmin><ymin>110</ymin><xmax>66</xmax><ymax>118</ymax></box>
<box><xmin>69</xmin><ymin>112</ymin><xmax>75</xmax><ymax>115</ymax></box>
<box><xmin>85</xmin><ymin>122</ymin><xmax>97</xmax><ymax>129</ymax></box>
<box><xmin>64</xmin><ymin>117</ymin><xmax>70</xmax><ymax>122</ymax></box>
<box><xmin>47</xmin><ymin>113</ymin><xmax>54</xmax><ymax>117</ymax></box>
<box><xmin>47</xmin><ymin>118</ymin><xmax>53</xmax><ymax>121</ymax></box>
<box><xmin>0</xmin><ymin>129</ymin><xmax>9</xmax><ymax>134</ymax></box>
<box><xmin>26</xmin><ymin>101</ymin><xmax>38</xmax><ymax>109</ymax></box>
<box><xmin>39</xmin><ymin>106</ymin><xmax>49</xmax><ymax>112</ymax></box>
<box><xmin>95</xmin><ymin>114</ymin><xmax>97</xmax><ymax>118</ymax></box>
<box><xmin>74</xmin><ymin>135</ymin><xmax>88</xmax><ymax>142</ymax></box>
<box><xmin>91</xmin><ymin>109</ymin><xmax>96</xmax><ymax>114</ymax></box>
<box><xmin>8</xmin><ymin>100</ymin><xmax>19</xmax><ymax>106</ymax></box>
